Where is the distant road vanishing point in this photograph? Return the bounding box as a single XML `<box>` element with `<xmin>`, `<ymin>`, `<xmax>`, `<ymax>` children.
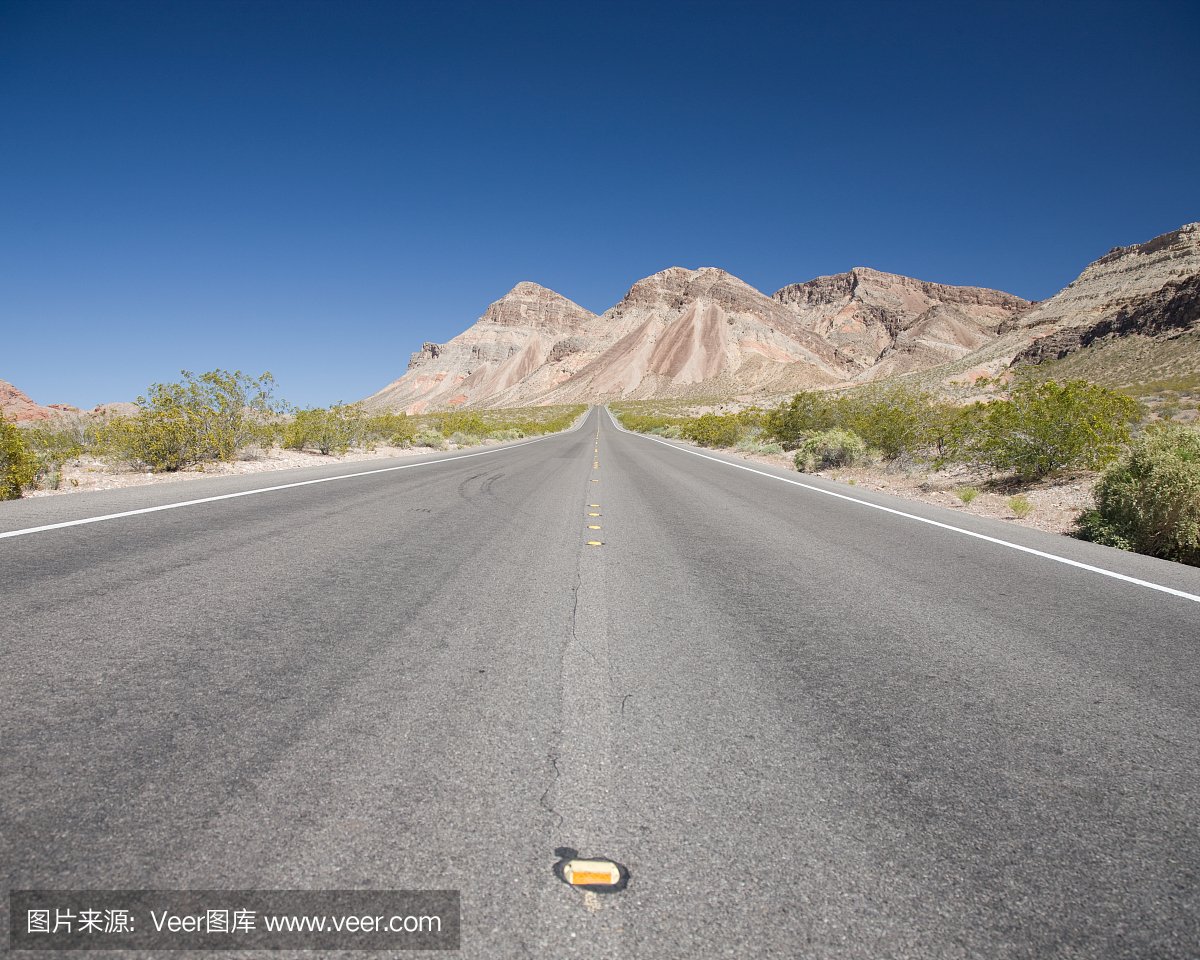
<box><xmin>2</xmin><ymin>407</ymin><xmax>1198</xmax><ymax>957</ymax></box>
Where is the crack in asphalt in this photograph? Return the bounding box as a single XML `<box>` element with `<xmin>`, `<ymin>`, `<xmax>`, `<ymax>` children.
<box><xmin>539</xmin><ymin>750</ymin><xmax>564</xmax><ymax>829</ymax></box>
<box><xmin>567</xmin><ymin>564</ymin><xmax>603</xmax><ymax>668</ymax></box>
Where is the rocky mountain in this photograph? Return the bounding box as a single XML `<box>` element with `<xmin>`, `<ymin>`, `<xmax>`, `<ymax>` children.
<box><xmin>365</xmin><ymin>268</ymin><xmax>1029</xmax><ymax>411</ymax></box>
<box><xmin>538</xmin><ymin>267</ymin><xmax>858</xmax><ymax>403</ymax></box>
<box><xmin>363</xmin><ymin>282</ymin><xmax>602</xmax><ymax>412</ymax></box>
<box><xmin>363</xmin><ymin>223</ymin><xmax>1196</xmax><ymax>411</ymax></box>
<box><xmin>0</xmin><ymin>380</ymin><xmax>80</xmax><ymax>422</ymax></box>
<box><xmin>773</xmin><ymin>267</ymin><xmax>1030</xmax><ymax>382</ymax></box>
<box><xmin>940</xmin><ymin>222</ymin><xmax>1200</xmax><ymax>388</ymax></box>
<box><xmin>1009</xmin><ymin>224</ymin><xmax>1200</xmax><ymax>364</ymax></box>
<box><xmin>1</xmin><ymin>380</ymin><xmax>134</xmax><ymax>423</ymax></box>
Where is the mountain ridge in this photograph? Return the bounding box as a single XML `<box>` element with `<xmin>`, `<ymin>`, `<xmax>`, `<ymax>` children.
<box><xmin>363</xmin><ymin>264</ymin><xmax>1031</xmax><ymax>411</ymax></box>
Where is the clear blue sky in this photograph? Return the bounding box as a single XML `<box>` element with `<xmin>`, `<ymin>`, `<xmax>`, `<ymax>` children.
<box><xmin>2</xmin><ymin>0</ymin><xmax>1198</xmax><ymax>408</ymax></box>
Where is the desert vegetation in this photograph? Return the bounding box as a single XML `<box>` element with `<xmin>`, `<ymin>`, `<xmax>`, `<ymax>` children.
<box><xmin>1077</xmin><ymin>425</ymin><xmax>1200</xmax><ymax>565</ymax></box>
<box><xmin>615</xmin><ymin>380</ymin><xmax>1141</xmax><ymax>478</ymax></box>
<box><xmin>613</xmin><ymin>379</ymin><xmax>1200</xmax><ymax>566</ymax></box>
<box><xmin>1</xmin><ymin>369</ymin><xmax>584</xmax><ymax>499</ymax></box>
<box><xmin>1</xmin><ymin>413</ymin><xmax>39</xmax><ymax>500</ymax></box>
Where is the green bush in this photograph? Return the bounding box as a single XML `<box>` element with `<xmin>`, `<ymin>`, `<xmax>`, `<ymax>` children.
<box><xmin>681</xmin><ymin>413</ymin><xmax>743</xmax><ymax>448</ymax></box>
<box><xmin>447</xmin><ymin>431</ymin><xmax>484</xmax><ymax>447</ymax></box>
<box><xmin>366</xmin><ymin>412</ymin><xmax>415</xmax><ymax>446</ymax></box>
<box><xmin>102</xmin><ymin>369</ymin><xmax>283</xmax><ymax>471</ymax></box>
<box><xmin>924</xmin><ymin>402</ymin><xmax>985</xmax><ymax>467</ymax></box>
<box><xmin>734</xmin><ymin>436</ymin><xmax>785</xmax><ymax>455</ymax></box>
<box><xmin>648</xmin><ymin>425</ymin><xmax>683</xmax><ymax>439</ymax></box>
<box><xmin>838</xmin><ymin>385</ymin><xmax>934</xmax><ymax>461</ymax></box>
<box><xmin>283</xmin><ymin>403</ymin><xmax>366</xmax><ymax>455</ymax></box>
<box><xmin>411</xmin><ymin>430</ymin><xmax>447</xmax><ymax>449</ymax></box>
<box><xmin>488</xmin><ymin>428</ymin><xmax>525</xmax><ymax>441</ymax></box>
<box><xmin>793</xmin><ymin>428</ymin><xmax>868</xmax><ymax>473</ymax></box>
<box><xmin>763</xmin><ymin>392</ymin><xmax>839</xmax><ymax>449</ymax></box>
<box><xmin>22</xmin><ymin>418</ymin><xmax>91</xmax><ymax>487</ymax></box>
<box><xmin>432</xmin><ymin>411</ymin><xmax>488</xmax><ymax>438</ymax></box>
<box><xmin>977</xmin><ymin>380</ymin><xmax>1140</xmax><ymax>480</ymax></box>
<box><xmin>1076</xmin><ymin>425</ymin><xmax>1200</xmax><ymax>565</ymax></box>
<box><xmin>957</xmin><ymin>486</ymin><xmax>979</xmax><ymax>504</ymax></box>
<box><xmin>1008</xmin><ymin>494</ymin><xmax>1033</xmax><ymax>519</ymax></box>
<box><xmin>1</xmin><ymin>415</ymin><xmax>39</xmax><ymax>499</ymax></box>
<box><xmin>498</xmin><ymin>405</ymin><xmax>585</xmax><ymax>435</ymax></box>
<box><xmin>765</xmin><ymin>386</ymin><xmax>973</xmax><ymax>462</ymax></box>
<box><xmin>614</xmin><ymin>411</ymin><xmax>687</xmax><ymax>434</ymax></box>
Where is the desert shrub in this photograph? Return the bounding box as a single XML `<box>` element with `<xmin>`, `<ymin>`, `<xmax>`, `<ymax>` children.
<box><xmin>763</xmin><ymin>392</ymin><xmax>839</xmax><ymax>449</ymax></box>
<box><xmin>447</xmin><ymin>431</ymin><xmax>484</xmax><ymax>447</ymax></box>
<box><xmin>957</xmin><ymin>486</ymin><xmax>979</xmax><ymax>504</ymax></box>
<box><xmin>102</xmin><ymin>369</ymin><xmax>283</xmax><ymax>471</ymax></box>
<box><xmin>1076</xmin><ymin>425</ymin><xmax>1200</xmax><ymax>565</ymax></box>
<box><xmin>1008</xmin><ymin>494</ymin><xmax>1033</xmax><ymax>519</ymax></box>
<box><xmin>735</xmin><ymin>436</ymin><xmax>785</xmax><ymax>455</ymax></box>
<box><xmin>735</xmin><ymin>407</ymin><xmax>767</xmax><ymax>430</ymax></box>
<box><xmin>23</xmin><ymin>420</ymin><xmax>87</xmax><ymax>464</ymax></box>
<box><xmin>977</xmin><ymin>380</ymin><xmax>1140</xmax><ymax>480</ymax></box>
<box><xmin>411</xmin><ymin>430</ymin><xmax>447</xmax><ymax>449</ymax></box>
<box><xmin>681</xmin><ymin>413</ymin><xmax>743</xmax><ymax>448</ymax></box>
<box><xmin>766</xmin><ymin>386</ymin><xmax>972</xmax><ymax>462</ymax></box>
<box><xmin>1</xmin><ymin>415</ymin><xmax>39</xmax><ymax>500</ymax></box>
<box><xmin>489</xmin><ymin>428</ymin><xmax>525</xmax><ymax>441</ymax></box>
<box><xmin>838</xmin><ymin>385</ymin><xmax>937</xmax><ymax>461</ymax></box>
<box><xmin>615</xmin><ymin>411</ymin><xmax>686</xmax><ymax>434</ymax></box>
<box><xmin>500</xmin><ymin>405</ymin><xmax>585</xmax><ymax>435</ymax></box>
<box><xmin>793</xmin><ymin>428</ymin><xmax>868</xmax><ymax>473</ymax></box>
<box><xmin>648</xmin><ymin>425</ymin><xmax>683</xmax><ymax>439</ymax></box>
<box><xmin>924</xmin><ymin>402</ymin><xmax>985</xmax><ymax>467</ymax></box>
<box><xmin>22</xmin><ymin>418</ymin><xmax>92</xmax><ymax>487</ymax></box>
<box><xmin>283</xmin><ymin>403</ymin><xmax>367</xmax><ymax>455</ymax></box>
<box><xmin>366</xmin><ymin>412</ymin><xmax>415</xmax><ymax>446</ymax></box>
<box><xmin>432</xmin><ymin>411</ymin><xmax>488</xmax><ymax>438</ymax></box>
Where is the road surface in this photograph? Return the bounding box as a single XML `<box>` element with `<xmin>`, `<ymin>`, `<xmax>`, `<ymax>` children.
<box><xmin>2</xmin><ymin>407</ymin><xmax>1198</xmax><ymax>957</ymax></box>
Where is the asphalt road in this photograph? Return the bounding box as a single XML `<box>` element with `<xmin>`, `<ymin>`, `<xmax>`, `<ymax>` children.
<box><xmin>2</xmin><ymin>406</ymin><xmax>1198</xmax><ymax>958</ymax></box>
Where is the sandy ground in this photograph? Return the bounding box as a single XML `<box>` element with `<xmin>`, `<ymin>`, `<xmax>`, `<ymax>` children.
<box><xmin>729</xmin><ymin>449</ymin><xmax>1096</xmax><ymax>536</ymax></box>
<box><xmin>25</xmin><ymin>443</ymin><xmax>470</xmax><ymax>498</ymax></box>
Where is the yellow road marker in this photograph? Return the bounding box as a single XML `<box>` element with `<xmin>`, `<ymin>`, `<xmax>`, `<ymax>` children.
<box><xmin>587</xmin><ymin>524</ymin><xmax>601</xmax><ymax>530</ymax></box>
<box><xmin>586</xmin><ymin>540</ymin><xmax>604</xmax><ymax>547</ymax></box>
<box><xmin>588</xmin><ymin>503</ymin><xmax>600</xmax><ymax>507</ymax></box>
<box><xmin>564</xmin><ymin>859</ymin><xmax>621</xmax><ymax>886</ymax></box>
<box><xmin>590</xmin><ymin>479</ymin><xmax>599</xmax><ymax>483</ymax></box>
<box><xmin>587</xmin><ymin>512</ymin><xmax>600</xmax><ymax>517</ymax></box>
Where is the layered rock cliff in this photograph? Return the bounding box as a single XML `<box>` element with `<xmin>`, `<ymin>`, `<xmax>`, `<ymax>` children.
<box><xmin>773</xmin><ymin>268</ymin><xmax>1030</xmax><ymax>380</ymax></box>
<box><xmin>1009</xmin><ymin>224</ymin><xmax>1200</xmax><ymax>367</ymax></box>
<box><xmin>937</xmin><ymin>223</ymin><xmax>1200</xmax><ymax>385</ymax></box>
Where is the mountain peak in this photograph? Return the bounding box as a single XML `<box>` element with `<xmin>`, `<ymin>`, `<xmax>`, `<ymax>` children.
<box><xmin>480</xmin><ymin>281</ymin><xmax>595</xmax><ymax>330</ymax></box>
<box><xmin>614</xmin><ymin>265</ymin><xmax>766</xmax><ymax>314</ymax></box>
<box><xmin>500</xmin><ymin>280</ymin><xmax>566</xmax><ymax>299</ymax></box>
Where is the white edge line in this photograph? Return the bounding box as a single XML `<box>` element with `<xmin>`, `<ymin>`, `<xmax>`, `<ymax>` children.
<box><xmin>605</xmin><ymin>407</ymin><xmax>1200</xmax><ymax>605</ymax></box>
<box><xmin>0</xmin><ymin>413</ymin><xmax>589</xmax><ymax>542</ymax></box>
